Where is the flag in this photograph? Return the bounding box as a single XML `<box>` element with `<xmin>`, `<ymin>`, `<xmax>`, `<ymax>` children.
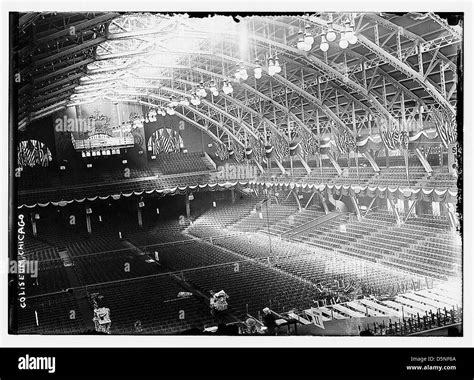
<box><xmin>310</xmin><ymin>307</ymin><xmax>325</xmax><ymax>329</ymax></box>
<box><xmin>432</xmin><ymin>107</ymin><xmax>457</xmax><ymax>148</ymax></box>
<box><xmin>377</xmin><ymin>117</ymin><xmax>401</xmax><ymax>151</ymax></box>
<box><xmin>160</xmin><ymin>128</ymin><xmax>175</xmax><ymax>153</ymax></box>
<box><xmin>25</xmin><ymin>140</ymin><xmax>37</xmax><ymax>167</ymax></box>
<box><xmin>335</xmin><ymin>128</ymin><xmax>356</xmax><ymax>154</ymax></box>
<box><xmin>150</xmin><ymin>131</ymin><xmax>158</xmax><ymax>154</ymax></box>
<box><xmin>233</xmin><ymin>143</ymin><xmax>244</xmax><ymax>163</ymax></box>
<box><xmin>215</xmin><ymin>143</ymin><xmax>229</xmax><ymax>160</ymax></box>
<box><xmin>172</xmin><ymin>130</ymin><xmax>181</xmax><ymax>152</ymax></box>
<box><xmin>272</xmin><ymin>134</ymin><xmax>289</xmax><ymax>161</ymax></box>
<box><xmin>250</xmin><ymin>137</ymin><xmax>264</xmax><ymax>164</ymax></box>
<box><xmin>39</xmin><ymin>143</ymin><xmax>50</xmax><ymax>166</ymax></box>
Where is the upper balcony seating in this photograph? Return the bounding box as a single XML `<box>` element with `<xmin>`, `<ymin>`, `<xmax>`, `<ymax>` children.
<box><xmin>334</xmin><ymin>212</ymin><xmax>459</xmax><ymax>281</ymax></box>
<box><xmin>229</xmin><ymin>202</ymin><xmax>299</xmax><ymax>233</ymax></box>
<box><xmin>418</xmin><ymin>167</ymin><xmax>458</xmax><ymax>189</ymax></box>
<box><xmin>368</xmin><ymin>166</ymin><xmax>426</xmax><ymax>187</ymax></box>
<box><xmin>186</xmin><ymin>198</ymin><xmax>258</xmax><ymax>238</ymax></box>
<box><xmin>331</xmin><ymin>167</ymin><xmax>375</xmax><ymax>186</ymax></box>
<box><xmin>152</xmin><ymin>152</ymin><xmax>213</xmax><ymax>175</ymax></box>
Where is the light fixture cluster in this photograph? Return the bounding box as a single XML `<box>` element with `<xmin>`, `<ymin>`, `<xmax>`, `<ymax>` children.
<box><xmin>234</xmin><ymin>63</ymin><xmax>248</xmax><ymax>81</ymax></box>
<box><xmin>267</xmin><ymin>56</ymin><xmax>282</xmax><ymax>76</ymax></box>
<box><xmin>209</xmin><ymin>80</ymin><xmax>219</xmax><ymax>97</ymax></box>
<box><xmin>222</xmin><ymin>81</ymin><xmax>234</xmax><ymax>95</ymax></box>
<box><xmin>145</xmin><ymin>108</ymin><xmax>167</xmax><ymax>122</ymax></box>
<box><xmin>321</xmin><ymin>17</ymin><xmax>358</xmax><ymax>51</ymax></box>
<box><xmin>164</xmin><ymin>96</ymin><xmax>192</xmax><ymax>114</ymax></box>
<box><xmin>190</xmin><ymin>82</ymin><xmax>206</xmax><ymax>105</ymax></box>
<box><xmin>296</xmin><ymin>25</ymin><xmax>315</xmax><ymax>52</ymax></box>
<box><xmin>141</xmin><ymin>54</ymin><xmax>284</xmax><ymax>118</ymax></box>
<box><xmin>294</xmin><ymin>16</ymin><xmax>358</xmax><ymax>53</ymax></box>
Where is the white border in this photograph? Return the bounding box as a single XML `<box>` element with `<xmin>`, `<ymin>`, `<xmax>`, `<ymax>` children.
<box><xmin>1</xmin><ymin>0</ymin><xmax>472</xmax><ymax>348</ymax></box>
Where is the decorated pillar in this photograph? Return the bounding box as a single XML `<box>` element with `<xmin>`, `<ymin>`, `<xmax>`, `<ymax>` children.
<box><xmin>388</xmin><ymin>198</ymin><xmax>401</xmax><ymax>225</ymax></box>
<box><xmin>137</xmin><ymin>199</ymin><xmax>145</xmax><ymax>228</ymax></box>
<box><xmin>30</xmin><ymin>213</ymin><xmax>38</xmax><ymax>237</ymax></box>
<box><xmin>230</xmin><ymin>189</ymin><xmax>236</xmax><ymax>204</ymax></box>
<box><xmin>292</xmin><ymin>190</ymin><xmax>302</xmax><ymax>211</ymax></box>
<box><xmin>185</xmin><ymin>195</ymin><xmax>191</xmax><ymax>218</ymax></box>
<box><xmin>415</xmin><ymin>148</ymin><xmax>433</xmax><ymax>175</ymax></box>
<box><xmin>318</xmin><ymin>192</ymin><xmax>329</xmax><ymax>215</ymax></box>
<box><xmin>298</xmin><ymin>154</ymin><xmax>312</xmax><ymax>175</ymax></box>
<box><xmin>274</xmin><ymin>159</ymin><xmax>287</xmax><ymax>175</ymax></box>
<box><xmin>253</xmin><ymin>159</ymin><xmax>265</xmax><ymax>175</ymax></box>
<box><xmin>362</xmin><ymin>152</ymin><xmax>380</xmax><ymax>173</ymax></box>
<box><xmin>350</xmin><ymin>195</ymin><xmax>362</xmax><ymax>221</ymax></box>
<box><xmin>85</xmin><ymin>206</ymin><xmax>92</xmax><ymax>234</ymax></box>
<box><xmin>326</xmin><ymin>152</ymin><xmax>342</xmax><ymax>175</ymax></box>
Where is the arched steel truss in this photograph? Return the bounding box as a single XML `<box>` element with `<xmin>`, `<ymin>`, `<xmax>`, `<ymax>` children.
<box><xmin>17</xmin><ymin>12</ymin><xmax>460</xmax><ymax>149</ymax></box>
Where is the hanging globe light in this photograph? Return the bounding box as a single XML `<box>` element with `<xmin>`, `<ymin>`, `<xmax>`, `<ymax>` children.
<box><xmin>240</xmin><ymin>68</ymin><xmax>248</xmax><ymax>80</ymax></box>
<box><xmin>234</xmin><ymin>64</ymin><xmax>242</xmax><ymax>80</ymax></box>
<box><xmin>222</xmin><ymin>81</ymin><xmax>229</xmax><ymax>95</ymax></box>
<box><xmin>347</xmin><ymin>18</ymin><xmax>358</xmax><ymax>44</ymax></box>
<box><xmin>268</xmin><ymin>57</ymin><xmax>276</xmax><ymax>76</ymax></box>
<box><xmin>339</xmin><ymin>35</ymin><xmax>349</xmax><ymax>49</ymax></box>
<box><xmin>348</xmin><ymin>30</ymin><xmax>358</xmax><ymax>44</ymax></box>
<box><xmin>296</xmin><ymin>30</ymin><xmax>306</xmax><ymax>50</ymax></box>
<box><xmin>304</xmin><ymin>25</ymin><xmax>314</xmax><ymax>47</ymax></box>
<box><xmin>254</xmin><ymin>69</ymin><xmax>262</xmax><ymax>79</ymax></box>
<box><xmin>320</xmin><ymin>35</ymin><xmax>329</xmax><ymax>52</ymax></box>
<box><xmin>254</xmin><ymin>58</ymin><xmax>262</xmax><ymax>77</ymax></box>
<box><xmin>227</xmin><ymin>82</ymin><xmax>233</xmax><ymax>94</ymax></box>
<box><xmin>169</xmin><ymin>97</ymin><xmax>179</xmax><ymax>107</ymax></box>
<box><xmin>190</xmin><ymin>95</ymin><xmax>200</xmax><ymax>105</ymax></box>
<box><xmin>326</xmin><ymin>22</ymin><xmax>337</xmax><ymax>42</ymax></box>
<box><xmin>274</xmin><ymin>56</ymin><xmax>282</xmax><ymax>73</ymax></box>
<box><xmin>302</xmin><ymin>41</ymin><xmax>312</xmax><ymax>52</ymax></box>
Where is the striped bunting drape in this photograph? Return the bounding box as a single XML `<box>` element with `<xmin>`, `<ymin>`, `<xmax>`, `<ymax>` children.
<box><xmin>432</xmin><ymin>107</ymin><xmax>458</xmax><ymax>148</ymax></box>
<box><xmin>149</xmin><ymin>128</ymin><xmax>181</xmax><ymax>154</ymax></box>
<box><xmin>334</xmin><ymin>128</ymin><xmax>356</xmax><ymax>154</ymax></box>
<box><xmin>17</xmin><ymin>140</ymin><xmax>52</xmax><ymax>168</ymax></box>
<box><xmin>215</xmin><ymin>143</ymin><xmax>229</xmax><ymax>160</ymax></box>
<box><xmin>271</xmin><ymin>134</ymin><xmax>289</xmax><ymax>161</ymax></box>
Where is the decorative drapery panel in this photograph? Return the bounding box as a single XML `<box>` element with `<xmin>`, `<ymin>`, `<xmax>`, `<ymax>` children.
<box><xmin>271</xmin><ymin>134</ymin><xmax>289</xmax><ymax>161</ymax></box>
<box><xmin>232</xmin><ymin>142</ymin><xmax>245</xmax><ymax>163</ymax></box>
<box><xmin>215</xmin><ymin>143</ymin><xmax>230</xmax><ymax>161</ymax></box>
<box><xmin>147</xmin><ymin>128</ymin><xmax>183</xmax><ymax>154</ymax></box>
<box><xmin>17</xmin><ymin>140</ymin><xmax>53</xmax><ymax>168</ymax></box>
<box><xmin>249</xmin><ymin>137</ymin><xmax>265</xmax><ymax>164</ymax></box>
<box><xmin>334</xmin><ymin>128</ymin><xmax>356</xmax><ymax>154</ymax></box>
<box><xmin>431</xmin><ymin>107</ymin><xmax>458</xmax><ymax>148</ymax></box>
<box><xmin>19</xmin><ymin>180</ymin><xmax>457</xmax><ymax>209</ymax></box>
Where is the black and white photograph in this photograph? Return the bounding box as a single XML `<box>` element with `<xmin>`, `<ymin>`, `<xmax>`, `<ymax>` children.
<box><xmin>7</xmin><ymin>8</ymin><xmax>465</xmax><ymax>341</ymax></box>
